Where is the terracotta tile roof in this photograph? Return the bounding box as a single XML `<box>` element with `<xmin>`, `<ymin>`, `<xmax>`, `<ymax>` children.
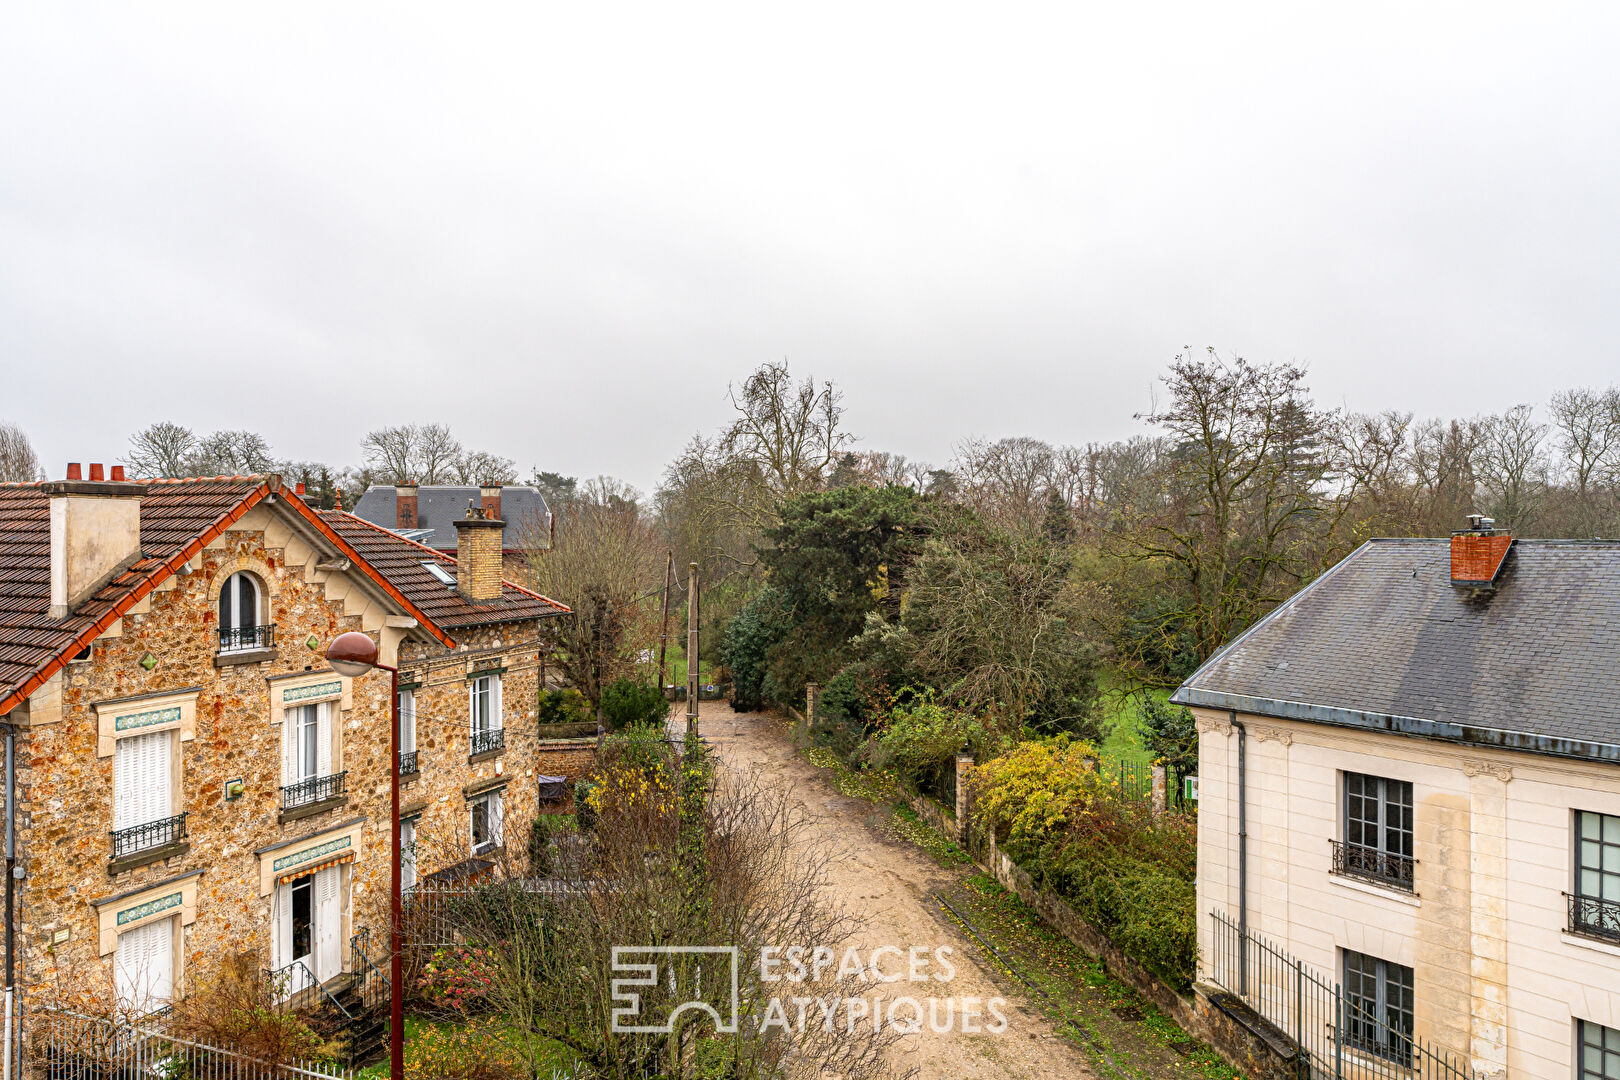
<box><xmin>318</xmin><ymin>511</ymin><xmax>570</xmax><ymax>630</ymax></box>
<box><xmin>0</xmin><ymin>476</ymin><xmax>462</xmax><ymax>716</ymax></box>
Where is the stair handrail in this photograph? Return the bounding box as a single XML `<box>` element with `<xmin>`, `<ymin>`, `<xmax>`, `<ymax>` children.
<box><xmin>264</xmin><ymin>958</ymin><xmax>354</xmax><ymax>1020</ymax></box>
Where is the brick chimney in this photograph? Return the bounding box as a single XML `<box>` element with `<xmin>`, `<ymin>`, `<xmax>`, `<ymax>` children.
<box><xmin>1451</xmin><ymin>515</ymin><xmax>1512</xmax><ymax>586</ymax></box>
<box><xmin>480</xmin><ymin>482</ymin><xmax>502</xmax><ymax>523</ymax></box>
<box><xmin>396</xmin><ymin>483</ymin><xmax>418</xmax><ymax>529</ymax></box>
<box><xmin>43</xmin><ymin>462</ymin><xmax>145</xmax><ymax>619</ymax></box>
<box><xmin>454</xmin><ymin>500</ymin><xmax>504</xmax><ymax>602</ymax></box>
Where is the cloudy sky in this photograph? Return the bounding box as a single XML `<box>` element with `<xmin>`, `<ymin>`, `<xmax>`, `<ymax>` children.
<box><xmin>4</xmin><ymin>3</ymin><xmax>1619</xmax><ymax>492</ymax></box>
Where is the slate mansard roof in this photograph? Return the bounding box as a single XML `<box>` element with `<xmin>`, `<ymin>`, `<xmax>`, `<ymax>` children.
<box><xmin>0</xmin><ymin>477</ymin><xmax>458</xmax><ymax>716</ymax></box>
<box><xmin>1171</xmin><ymin>538</ymin><xmax>1620</xmax><ymax>761</ymax></box>
<box><xmin>349</xmin><ymin>485</ymin><xmax>551</xmax><ymax>552</ymax></box>
<box><xmin>318</xmin><ymin>511</ymin><xmax>569</xmax><ymax>630</ymax></box>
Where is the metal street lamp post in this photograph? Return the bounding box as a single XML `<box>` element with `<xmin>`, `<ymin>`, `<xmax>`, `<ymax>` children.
<box><xmin>325</xmin><ymin>632</ymin><xmax>403</xmax><ymax>1079</ymax></box>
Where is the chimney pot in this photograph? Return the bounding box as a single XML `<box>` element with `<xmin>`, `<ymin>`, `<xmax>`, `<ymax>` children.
<box><xmin>110</xmin><ymin>465</ymin><xmax>126</xmax><ymax>482</ymax></box>
<box><xmin>89</xmin><ymin>464</ymin><xmax>105</xmax><ymax>482</ymax></box>
<box><xmin>66</xmin><ymin>463</ymin><xmax>82</xmax><ymax>481</ymax></box>
<box><xmin>295</xmin><ymin>481</ymin><xmax>306</xmax><ymax>496</ymax></box>
<box><xmin>479</xmin><ymin>482</ymin><xmax>503</xmax><ymax>522</ymax></box>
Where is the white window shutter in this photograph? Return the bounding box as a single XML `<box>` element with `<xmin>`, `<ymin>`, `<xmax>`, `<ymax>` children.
<box><xmin>283</xmin><ymin>710</ymin><xmax>297</xmax><ymax>786</ymax></box>
<box><xmin>316</xmin><ymin>702</ymin><xmax>332</xmax><ymax>777</ymax></box>
<box><xmin>468</xmin><ymin>680</ymin><xmax>477</xmax><ymax>734</ymax></box>
<box><xmin>492</xmin><ymin>791</ymin><xmax>505</xmax><ymax>847</ymax></box>
<box><xmin>116</xmin><ymin>917</ymin><xmax>173</xmax><ymax>1013</ymax></box>
<box><xmin>492</xmin><ymin>676</ymin><xmax>503</xmax><ymax>731</ymax></box>
<box><xmin>115</xmin><ymin>731</ymin><xmax>172</xmax><ymax>830</ymax></box>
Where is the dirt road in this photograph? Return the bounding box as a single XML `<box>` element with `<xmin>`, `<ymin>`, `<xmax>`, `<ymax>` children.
<box><xmin>683</xmin><ymin>701</ymin><xmax>1096</xmax><ymax>1080</ymax></box>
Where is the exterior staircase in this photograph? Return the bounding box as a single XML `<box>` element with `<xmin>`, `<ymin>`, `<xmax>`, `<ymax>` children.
<box><xmin>336</xmin><ymin>929</ymin><xmax>392</xmax><ymax>1066</ymax></box>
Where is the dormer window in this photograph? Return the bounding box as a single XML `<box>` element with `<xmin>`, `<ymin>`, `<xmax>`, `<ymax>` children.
<box><xmin>423</xmin><ymin>562</ymin><xmax>456</xmax><ymax>587</ymax></box>
<box><xmin>217</xmin><ymin>572</ymin><xmax>273</xmax><ymax>653</ymax></box>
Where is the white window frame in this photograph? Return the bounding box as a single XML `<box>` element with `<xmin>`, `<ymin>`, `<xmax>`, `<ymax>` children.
<box><xmin>282</xmin><ymin>701</ymin><xmax>334</xmax><ymax>796</ymax></box>
<box><xmin>470</xmin><ymin>790</ymin><xmax>504</xmax><ymax>854</ymax></box>
<box><xmin>112</xmin><ymin>729</ymin><xmax>175</xmax><ymax>853</ymax></box>
<box><xmin>114</xmin><ymin>915</ymin><xmax>176</xmax><ymax>1016</ymax></box>
<box><xmin>398</xmin><ymin>688</ymin><xmax>417</xmax><ymax>754</ymax></box>
<box><xmin>401</xmin><ymin>817</ymin><xmax>419</xmax><ymax>890</ymax></box>
<box><xmin>469</xmin><ymin>674</ymin><xmax>503</xmax><ymax>735</ymax></box>
<box><xmin>218</xmin><ymin>571</ymin><xmax>262</xmax><ymax>650</ymax></box>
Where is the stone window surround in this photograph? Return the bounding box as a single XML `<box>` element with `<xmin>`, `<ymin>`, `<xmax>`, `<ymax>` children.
<box><xmin>254</xmin><ymin>815</ymin><xmax>367</xmax><ymax>897</ymax></box>
<box><xmin>209</xmin><ymin>557</ymin><xmax>279</xmax><ymax>665</ymax></box>
<box><xmin>93</xmin><ymin>689</ymin><xmax>195</xmax><ymax>857</ymax></box>
<box><xmin>91</xmin><ymin>868</ymin><xmax>201</xmax><ymax>958</ymax></box>
<box><xmin>267</xmin><ymin>669</ymin><xmax>353</xmax><ymax>784</ymax></box>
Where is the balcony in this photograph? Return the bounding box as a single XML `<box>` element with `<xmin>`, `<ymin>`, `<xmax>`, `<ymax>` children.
<box><xmin>216</xmin><ymin>624</ymin><xmax>276</xmax><ymax>666</ymax></box>
<box><xmin>1567</xmin><ymin>891</ymin><xmax>1620</xmax><ymax>944</ymax></box>
<box><xmin>109</xmin><ymin>812</ymin><xmax>188</xmax><ymax>864</ymax></box>
<box><xmin>469</xmin><ymin>727</ymin><xmax>505</xmax><ymax>761</ymax></box>
<box><xmin>280</xmin><ymin>771</ymin><xmax>347</xmax><ymax>817</ymax></box>
<box><xmin>1330</xmin><ymin>839</ymin><xmax>1415</xmax><ymax>891</ymax></box>
<box><xmin>399</xmin><ymin>749</ymin><xmax>419</xmax><ymax>776</ymax></box>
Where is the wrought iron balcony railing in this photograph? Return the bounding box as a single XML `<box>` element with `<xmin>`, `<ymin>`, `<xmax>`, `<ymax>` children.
<box><xmin>1568</xmin><ymin>891</ymin><xmax>1620</xmax><ymax>943</ymax></box>
<box><xmin>1330</xmin><ymin>839</ymin><xmax>1415</xmax><ymax>891</ymax></box>
<box><xmin>281</xmin><ymin>771</ymin><xmax>347</xmax><ymax>811</ymax></box>
<box><xmin>110</xmin><ymin>812</ymin><xmax>188</xmax><ymax>860</ymax></box>
<box><xmin>218</xmin><ymin>624</ymin><xmax>275</xmax><ymax>652</ymax></box>
<box><xmin>470</xmin><ymin>727</ymin><xmax>505</xmax><ymax>757</ymax></box>
<box><xmin>399</xmin><ymin>749</ymin><xmax>419</xmax><ymax>776</ymax></box>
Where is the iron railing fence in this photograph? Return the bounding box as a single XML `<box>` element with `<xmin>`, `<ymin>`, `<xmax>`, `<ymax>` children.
<box><xmin>399</xmin><ymin>749</ymin><xmax>419</xmax><ymax>776</ymax></box>
<box><xmin>110</xmin><ymin>812</ymin><xmax>188</xmax><ymax>860</ymax></box>
<box><xmin>1566</xmin><ymin>891</ymin><xmax>1620</xmax><ymax>944</ymax></box>
<box><xmin>218</xmin><ymin>625</ymin><xmax>276</xmax><ymax>652</ymax></box>
<box><xmin>470</xmin><ymin>727</ymin><xmax>505</xmax><ymax>757</ymax></box>
<box><xmin>1208</xmin><ymin>910</ymin><xmax>1472</xmax><ymax>1080</ymax></box>
<box><xmin>281</xmin><ymin>771</ymin><xmax>347</xmax><ymax>811</ymax></box>
<box><xmin>1330</xmin><ymin>840</ymin><xmax>1416</xmax><ymax>892</ymax></box>
<box><xmin>29</xmin><ymin>1008</ymin><xmax>352</xmax><ymax>1080</ymax></box>
<box><xmin>349</xmin><ymin>929</ymin><xmax>390</xmax><ymax>1017</ymax></box>
<box><xmin>263</xmin><ymin>959</ymin><xmax>350</xmax><ymax>1018</ymax></box>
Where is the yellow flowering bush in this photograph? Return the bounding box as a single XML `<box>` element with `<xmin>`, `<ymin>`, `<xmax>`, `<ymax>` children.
<box><xmin>404</xmin><ymin>1018</ymin><xmax>519</xmax><ymax>1080</ymax></box>
<box><xmin>970</xmin><ymin>736</ymin><xmax>1107</xmax><ymax>847</ymax></box>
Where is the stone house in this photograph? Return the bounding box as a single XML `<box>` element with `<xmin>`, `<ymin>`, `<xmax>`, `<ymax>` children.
<box><xmin>1174</xmin><ymin>522</ymin><xmax>1620</xmax><ymax>1080</ymax></box>
<box><xmin>0</xmin><ymin>465</ymin><xmax>588</xmax><ymax>1027</ymax></box>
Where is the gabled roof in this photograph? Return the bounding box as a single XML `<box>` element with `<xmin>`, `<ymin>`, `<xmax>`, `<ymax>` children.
<box><xmin>318</xmin><ymin>511</ymin><xmax>570</xmax><ymax>630</ymax></box>
<box><xmin>0</xmin><ymin>476</ymin><xmax>458</xmax><ymax>716</ymax></box>
<box><xmin>349</xmin><ymin>485</ymin><xmax>551</xmax><ymax>552</ymax></box>
<box><xmin>1171</xmin><ymin>538</ymin><xmax>1620</xmax><ymax>760</ymax></box>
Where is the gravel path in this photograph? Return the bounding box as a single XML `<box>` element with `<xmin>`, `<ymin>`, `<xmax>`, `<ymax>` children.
<box><xmin>682</xmin><ymin>702</ymin><xmax>1097</xmax><ymax>1080</ymax></box>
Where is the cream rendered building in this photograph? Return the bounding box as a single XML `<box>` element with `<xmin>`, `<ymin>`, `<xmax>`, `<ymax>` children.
<box><xmin>1174</xmin><ymin>527</ymin><xmax>1620</xmax><ymax>1080</ymax></box>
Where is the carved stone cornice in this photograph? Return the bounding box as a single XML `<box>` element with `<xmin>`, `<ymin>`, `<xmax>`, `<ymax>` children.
<box><xmin>1462</xmin><ymin>760</ymin><xmax>1513</xmax><ymax>782</ymax></box>
<box><xmin>1195</xmin><ymin>714</ymin><xmax>1231</xmax><ymax>735</ymax></box>
<box><xmin>1251</xmin><ymin>725</ymin><xmax>1293</xmax><ymax>746</ymax></box>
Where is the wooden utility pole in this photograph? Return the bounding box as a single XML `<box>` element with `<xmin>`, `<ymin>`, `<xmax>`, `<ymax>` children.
<box><xmin>656</xmin><ymin>551</ymin><xmax>673</xmax><ymax>697</ymax></box>
<box><xmin>685</xmin><ymin>561</ymin><xmax>699</xmax><ymax>735</ymax></box>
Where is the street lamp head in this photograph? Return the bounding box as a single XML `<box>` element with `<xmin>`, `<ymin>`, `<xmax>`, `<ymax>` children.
<box><xmin>325</xmin><ymin>631</ymin><xmax>380</xmax><ymax>677</ymax></box>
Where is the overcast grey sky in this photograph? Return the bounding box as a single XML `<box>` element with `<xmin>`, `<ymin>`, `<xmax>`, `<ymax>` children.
<box><xmin>4</xmin><ymin>3</ymin><xmax>1619</xmax><ymax>492</ymax></box>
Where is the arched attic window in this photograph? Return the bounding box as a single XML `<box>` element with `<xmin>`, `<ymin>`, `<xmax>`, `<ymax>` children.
<box><xmin>218</xmin><ymin>571</ymin><xmax>268</xmax><ymax>652</ymax></box>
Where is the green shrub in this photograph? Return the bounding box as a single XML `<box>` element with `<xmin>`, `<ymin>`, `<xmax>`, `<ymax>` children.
<box><xmin>720</xmin><ymin>587</ymin><xmax>790</xmax><ymax>712</ymax></box>
<box><xmin>528</xmin><ymin>813</ymin><xmax>578</xmax><ymax>875</ymax></box>
<box><xmin>873</xmin><ymin>693</ymin><xmax>985</xmax><ymax>789</ymax></box>
<box><xmin>598</xmin><ymin>677</ymin><xmax>667</xmax><ymax>729</ymax></box>
<box><xmin>1139</xmin><ymin>693</ymin><xmax>1198</xmax><ymax>777</ymax></box>
<box><xmin>537</xmin><ymin>688</ymin><xmax>593</xmax><ymax>726</ymax></box>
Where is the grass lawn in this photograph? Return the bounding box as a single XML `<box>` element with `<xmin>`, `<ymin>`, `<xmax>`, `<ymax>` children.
<box><xmin>1096</xmin><ymin>668</ymin><xmax>1169</xmax><ymax>767</ymax></box>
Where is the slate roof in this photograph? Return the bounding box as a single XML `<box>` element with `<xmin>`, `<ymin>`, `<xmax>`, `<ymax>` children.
<box><xmin>349</xmin><ymin>486</ymin><xmax>551</xmax><ymax>552</ymax></box>
<box><xmin>318</xmin><ymin>511</ymin><xmax>569</xmax><ymax>630</ymax></box>
<box><xmin>0</xmin><ymin>476</ymin><xmax>459</xmax><ymax>716</ymax></box>
<box><xmin>1172</xmin><ymin>538</ymin><xmax>1620</xmax><ymax>756</ymax></box>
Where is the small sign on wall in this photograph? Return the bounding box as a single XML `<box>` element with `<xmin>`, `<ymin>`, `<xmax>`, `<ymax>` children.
<box><xmin>1184</xmin><ymin>776</ymin><xmax>1199</xmax><ymax>802</ymax></box>
<box><xmin>225</xmin><ymin>778</ymin><xmax>245</xmax><ymax>801</ymax></box>
<box><xmin>52</xmin><ymin>929</ymin><xmax>70</xmax><ymax>944</ymax></box>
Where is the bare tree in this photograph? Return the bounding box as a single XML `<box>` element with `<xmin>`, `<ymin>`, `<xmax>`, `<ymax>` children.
<box><xmin>951</xmin><ymin>436</ymin><xmax>1056</xmax><ymax>529</ymax></box>
<box><xmin>360</xmin><ymin>424</ymin><xmax>416</xmax><ymax>484</ymax></box>
<box><xmin>453</xmin><ymin>449</ymin><xmax>519</xmax><ymax>485</ymax></box>
<box><xmin>1477</xmin><ymin>404</ymin><xmax>1549</xmax><ymax>530</ymax></box>
<box><xmin>123</xmin><ymin>421</ymin><xmax>197</xmax><ymax>478</ymax></box>
<box><xmin>415</xmin><ymin>422</ymin><xmax>463</xmax><ymax>483</ymax></box>
<box><xmin>1549</xmin><ymin>386</ymin><xmax>1620</xmax><ymax>534</ymax></box>
<box><xmin>0</xmin><ymin>421</ymin><xmax>42</xmax><ymax>483</ymax></box>
<box><xmin>189</xmin><ymin>429</ymin><xmax>275</xmax><ymax>475</ymax></box>
<box><xmin>521</xmin><ymin>478</ymin><xmax>665</xmax><ymax>710</ymax></box>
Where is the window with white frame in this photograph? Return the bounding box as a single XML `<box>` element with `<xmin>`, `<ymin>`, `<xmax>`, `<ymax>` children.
<box><xmin>469</xmin><ymin>673</ymin><xmax>503</xmax><ymax>756</ymax></box>
<box><xmin>281</xmin><ymin>701</ymin><xmax>337</xmax><ymax>809</ymax></box>
<box><xmin>1337</xmin><ymin>772</ymin><xmax>1415</xmax><ymax>890</ymax></box>
<box><xmin>398</xmin><ymin>688</ymin><xmax>418</xmax><ymax>774</ymax></box>
<box><xmin>114</xmin><ymin>916</ymin><xmax>175</xmax><ymax>1015</ymax></box>
<box><xmin>112</xmin><ymin>729</ymin><xmax>178</xmax><ymax>858</ymax></box>
<box><xmin>401</xmin><ymin>816</ymin><xmax>419</xmax><ymax>890</ymax></box>
<box><xmin>217</xmin><ymin>571</ymin><xmax>266</xmax><ymax>651</ymax></box>
<box><xmin>470</xmin><ymin>790</ymin><xmax>504</xmax><ymax>854</ymax></box>
<box><xmin>1581</xmin><ymin>1020</ymin><xmax>1620</xmax><ymax>1080</ymax></box>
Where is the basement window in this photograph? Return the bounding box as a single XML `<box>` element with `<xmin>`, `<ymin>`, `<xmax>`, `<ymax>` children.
<box><xmin>422</xmin><ymin>562</ymin><xmax>456</xmax><ymax>587</ymax></box>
